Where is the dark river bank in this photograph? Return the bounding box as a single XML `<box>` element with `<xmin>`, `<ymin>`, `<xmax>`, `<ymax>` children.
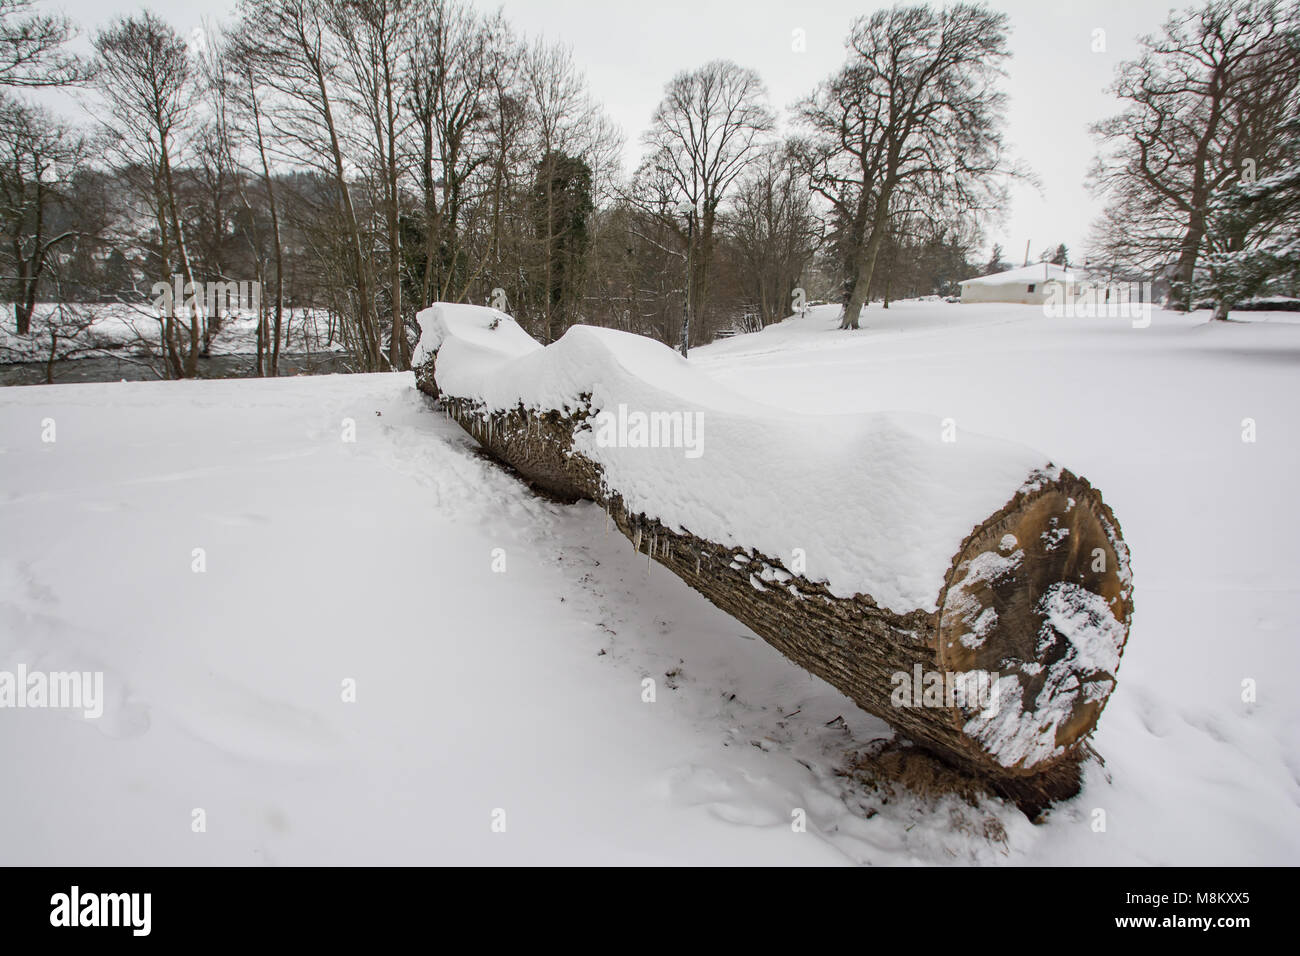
<box><xmin>0</xmin><ymin>352</ymin><xmax>355</xmax><ymax>386</ymax></box>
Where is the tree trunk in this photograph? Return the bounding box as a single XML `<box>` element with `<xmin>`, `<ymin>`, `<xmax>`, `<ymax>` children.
<box><xmin>413</xmin><ymin>308</ymin><xmax>1135</xmax><ymax>813</ymax></box>
<box><xmin>311</xmin><ymin>53</ymin><xmax>380</xmax><ymax>371</ymax></box>
<box><xmin>159</xmin><ymin>139</ymin><xmax>201</xmax><ymax>378</ymax></box>
<box><xmin>153</xmin><ymin>179</ymin><xmax>183</xmax><ymax>380</ymax></box>
<box><xmin>1170</xmin><ymin>71</ymin><xmax>1227</xmax><ymax>312</ymax></box>
<box><xmin>384</xmin><ymin>65</ymin><xmax>404</xmax><ymax>371</ymax></box>
<box><xmin>1172</xmin><ymin>216</ymin><xmax>1207</xmax><ymax>313</ymax></box>
<box><xmin>248</xmin><ymin>79</ymin><xmax>284</xmax><ymax>377</ymax></box>
<box><xmin>256</xmin><ymin>263</ymin><xmax>266</xmax><ymax>376</ymax></box>
<box><xmin>842</xmin><ymin>182</ymin><xmax>893</xmax><ymax>330</ymax></box>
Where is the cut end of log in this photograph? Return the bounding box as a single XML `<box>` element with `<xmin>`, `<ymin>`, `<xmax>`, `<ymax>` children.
<box><xmin>937</xmin><ymin>469</ymin><xmax>1133</xmax><ymax>779</ymax></box>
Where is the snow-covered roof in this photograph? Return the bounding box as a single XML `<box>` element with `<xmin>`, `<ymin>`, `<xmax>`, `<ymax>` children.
<box><xmin>960</xmin><ymin>263</ymin><xmax>1079</xmax><ymax>286</ymax></box>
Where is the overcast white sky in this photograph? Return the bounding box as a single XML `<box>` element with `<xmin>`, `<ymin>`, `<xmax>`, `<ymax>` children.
<box><xmin>46</xmin><ymin>0</ymin><xmax>1179</xmax><ymax>265</ymax></box>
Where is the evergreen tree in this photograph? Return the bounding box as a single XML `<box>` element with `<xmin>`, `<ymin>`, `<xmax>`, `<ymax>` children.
<box><xmin>1204</xmin><ymin>117</ymin><xmax>1300</xmax><ymax>319</ymax></box>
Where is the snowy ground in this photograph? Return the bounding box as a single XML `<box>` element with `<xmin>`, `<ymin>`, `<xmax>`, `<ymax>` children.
<box><xmin>1</xmin><ymin>301</ymin><xmax>1297</xmax><ymax>864</ymax></box>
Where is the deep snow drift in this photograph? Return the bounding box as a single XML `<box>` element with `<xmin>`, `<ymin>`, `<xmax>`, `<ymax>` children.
<box><xmin>1</xmin><ymin>300</ymin><xmax>1297</xmax><ymax>864</ymax></box>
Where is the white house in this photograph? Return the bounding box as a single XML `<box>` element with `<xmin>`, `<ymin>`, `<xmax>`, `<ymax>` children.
<box><xmin>958</xmin><ymin>263</ymin><xmax>1082</xmax><ymax>305</ymax></box>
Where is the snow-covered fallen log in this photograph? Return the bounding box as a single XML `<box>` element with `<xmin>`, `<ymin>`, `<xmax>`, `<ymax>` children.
<box><xmin>413</xmin><ymin>303</ymin><xmax>1134</xmax><ymax>811</ymax></box>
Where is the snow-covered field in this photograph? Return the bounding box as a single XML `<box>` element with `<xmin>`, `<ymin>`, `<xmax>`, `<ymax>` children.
<box><xmin>1</xmin><ymin>301</ymin><xmax>1297</xmax><ymax>864</ymax></box>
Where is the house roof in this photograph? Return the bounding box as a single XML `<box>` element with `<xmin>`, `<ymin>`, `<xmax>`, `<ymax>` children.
<box><xmin>959</xmin><ymin>263</ymin><xmax>1078</xmax><ymax>286</ymax></box>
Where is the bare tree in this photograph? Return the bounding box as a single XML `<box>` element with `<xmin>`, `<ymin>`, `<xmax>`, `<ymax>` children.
<box><xmin>94</xmin><ymin>11</ymin><xmax>204</xmax><ymax>378</ymax></box>
<box><xmin>237</xmin><ymin>0</ymin><xmax>385</xmax><ymax>370</ymax></box>
<box><xmin>0</xmin><ymin>97</ymin><xmax>86</xmax><ymax>333</ymax></box>
<box><xmin>0</xmin><ymin>0</ymin><xmax>1037</xmax><ymax>373</ymax></box>
<box><xmin>522</xmin><ymin>39</ymin><xmax>620</xmax><ymax>342</ymax></box>
<box><xmin>224</xmin><ymin>24</ymin><xmax>286</xmax><ymax>375</ymax></box>
<box><xmin>0</xmin><ymin>0</ymin><xmax>87</xmax><ymax>89</ymax></box>
<box><xmin>795</xmin><ymin>3</ymin><xmax>1014</xmax><ymax>330</ymax></box>
<box><xmin>405</xmin><ymin>0</ymin><xmax>499</xmax><ymax>309</ymax></box>
<box><xmin>333</xmin><ymin>0</ymin><xmax>419</xmax><ymax>368</ymax></box>
<box><xmin>1091</xmin><ymin>0</ymin><xmax>1300</xmax><ymax>309</ymax></box>
<box><xmin>636</xmin><ymin>60</ymin><xmax>773</xmax><ymax>353</ymax></box>
<box><xmin>0</xmin><ymin>0</ymin><xmax>88</xmax><ymax>335</ymax></box>
<box><xmin>725</xmin><ymin>150</ymin><xmax>818</xmax><ymax>326</ymax></box>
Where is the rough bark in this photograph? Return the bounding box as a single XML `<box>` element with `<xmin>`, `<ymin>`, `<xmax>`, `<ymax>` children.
<box><xmin>415</xmin><ymin>342</ymin><xmax>1133</xmax><ymax>812</ymax></box>
<box><xmin>841</xmin><ymin>180</ymin><xmax>892</xmax><ymax>330</ymax></box>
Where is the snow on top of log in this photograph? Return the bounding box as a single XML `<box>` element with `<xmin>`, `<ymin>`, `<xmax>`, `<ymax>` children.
<box><xmin>415</xmin><ymin>303</ymin><xmax>1051</xmax><ymax>614</ymax></box>
<box><xmin>411</xmin><ymin>302</ymin><xmax>536</xmax><ymax>371</ymax></box>
<box><xmin>416</xmin><ymin>302</ymin><xmax>755</xmax><ymax>415</ymax></box>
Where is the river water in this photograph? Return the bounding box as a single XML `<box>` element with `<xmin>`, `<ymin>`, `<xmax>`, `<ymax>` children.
<box><xmin>0</xmin><ymin>353</ymin><xmax>356</xmax><ymax>387</ymax></box>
